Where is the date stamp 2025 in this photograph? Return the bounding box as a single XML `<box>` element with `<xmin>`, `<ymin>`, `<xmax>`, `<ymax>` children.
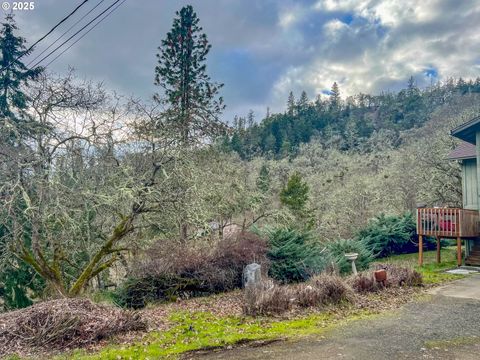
<box><xmin>2</xmin><ymin>2</ymin><xmax>35</xmax><ymax>11</ymax></box>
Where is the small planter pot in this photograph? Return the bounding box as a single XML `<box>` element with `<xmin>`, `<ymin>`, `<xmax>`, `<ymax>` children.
<box><xmin>374</xmin><ymin>269</ymin><xmax>387</xmax><ymax>285</ymax></box>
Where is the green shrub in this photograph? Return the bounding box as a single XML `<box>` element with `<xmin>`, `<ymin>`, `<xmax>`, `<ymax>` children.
<box><xmin>326</xmin><ymin>239</ymin><xmax>373</xmax><ymax>274</ymax></box>
<box><xmin>113</xmin><ymin>275</ymin><xmax>203</xmax><ymax>309</ymax></box>
<box><xmin>357</xmin><ymin>212</ymin><xmax>435</xmax><ymax>258</ymax></box>
<box><xmin>265</xmin><ymin>227</ymin><xmax>329</xmax><ymax>283</ymax></box>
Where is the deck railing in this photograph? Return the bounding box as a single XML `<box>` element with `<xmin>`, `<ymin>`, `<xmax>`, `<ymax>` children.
<box><xmin>416</xmin><ymin>208</ymin><xmax>479</xmax><ymax>238</ymax></box>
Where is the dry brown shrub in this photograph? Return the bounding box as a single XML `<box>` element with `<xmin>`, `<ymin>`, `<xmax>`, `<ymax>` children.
<box><xmin>243</xmin><ymin>280</ymin><xmax>294</xmax><ymax>316</ymax></box>
<box><xmin>243</xmin><ymin>274</ymin><xmax>355</xmax><ymax>315</ymax></box>
<box><xmin>130</xmin><ymin>231</ymin><xmax>269</xmax><ymax>299</ymax></box>
<box><xmin>307</xmin><ymin>274</ymin><xmax>354</xmax><ymax>305</ymax></box>
<box><xmin>375</xmin><ymin>264</ymin><xmax>423</xmax><ymax>287</ymax></box>
<box><xmin>212</xmin><ymin>232</ymin><xmax>269</xmax><ymax>281</ymax></box>
<box><xmin>347</xmin><ymin>272</ymin><xmax>382</xmax><ymax>293</ymax></box>
<box><xmin>296</xmin><ymin>284</ymin><xmax>325</xmax><ymax>307</ymax></box>
<box><xmin>0</xmin><ymin>298</ymin><xmax>146</xmax><ymax>357</ymax></box>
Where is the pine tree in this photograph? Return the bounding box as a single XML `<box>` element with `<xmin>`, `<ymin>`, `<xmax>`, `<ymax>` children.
<box><xmin>287</xmin><ymin>91</ymin><xmax>295</xmax><ymax>116</ymax></box>
<box><xmin>401</xmin><ymin>76</ymin><xmax>425</xmax><ymax>128</ymax></box>
<box><xmin>0</xmin><ymin>16</ymin><xmax>45</xmax><ymax>309</ymax></box>
<box><xmin>247</xmin><ymin>109</ymin><xmax>254</xmax><ymax>128</ymax></box>
<box><xmin>154</xmin><ymin>5</ymin><xmax>225</xmax><ymax>144</ymax></box>
<box><xmin>155</xmin><ymin>6</ymin><xmax>226</xmax><ymax>241</ymax></box>
<box><xmin>297</xmin><ymin>90</ymin><xmax>309</xmax><ymax>113</ymax></box>
<box><xmin>330</xmin><ymin>82</ymin><xmax>340</xmax><ymax>109</ymax></box>
<box><xmin>407</xmin><ymin>76</ymin><xmax>419</xmax><ymax>96</ymax></box>
<box><xmin>280</xmin><ymin>172</ymin><xmax>309</xmax><ymax>212</ymax></box>
<box><xmin>0</xmin><ymin>15</ymin><xmax>43</xmax><ymax>144</ymax></box>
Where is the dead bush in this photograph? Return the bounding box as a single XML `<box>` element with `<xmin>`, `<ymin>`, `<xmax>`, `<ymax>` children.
<box><xmin>348</xmin><ymin>272</ymin><xmax>381</xmax><ymax>293</ymax></box>
<box><xmin>243</xmin><ymin>280</ymin><xmax>294</xmax><ymax>316</ymax></box>
<box><xmin>307</xmin><ymin>274</ymin><xmax>354</xmax><ymax>305</ymax></box>
<box><xmin>120</xmin><ymin>231</ymin><xmax>269</xmax><ymax>308</ymax></box>
<box><xmin>375</xmin><ymin>264</ymin><xmax>423</xmax><ymax>287</ymax></box>
<box><xmin>244</xmin><ymin>274</ymin><xmax>354</xmax><ymax>315</ymax></box>
<box><xmin>0</xmin><ymin>298</ymin><xmax>146</xmax><ymax>357</ymax></box>
<box><xmin>212</xmin><ymin>231</ymin><xmax>270</xmax><ymax>287</ymax></box>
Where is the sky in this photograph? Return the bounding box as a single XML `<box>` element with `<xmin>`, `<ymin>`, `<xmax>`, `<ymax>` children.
<box><xmin>9</xmin><ymin>0</ymin><xmax>480</xmax><ymax>122</ymax></box>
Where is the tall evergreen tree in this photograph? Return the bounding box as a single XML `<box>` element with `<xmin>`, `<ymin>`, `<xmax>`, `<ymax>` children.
<box><xmin>287</xmin><ymin>91</ymin><xmax>295</xmax><ymax>116</ymax></box>
<box><xmin>330</xmin><ymin>82</ymin><xmax>340</xmax><ymax>109</ymax></box>
<box><xmin>154</xmin><ymin>5</ymin><xmax>225</xmax><ymax>144</ymax></box>
<box><xmin>0</xmin><ymin>15</ymin><xmax>43</xmax><ymax>144</ymax></box>
<box><xmin>155</xmin><ymin>5</ymin><xmax>226</xmax><ymax>241</ymax></box>
<box><xmin>247</xmin><ymin>109</ymin><xmax>255</xmax><ymax>128</ymax></box>
<box><xmin>0</xmin><ymin>16</ymin><xmax>44</xmax><ymax>309</ymax></box>
<box><xmin>297</xmin><ymin>90</ymin><xmax>309</xmax><ymax>112</ymax></box>
<box><xmin>400</xmin><ymin>76</ymin><xmax>425</xmax><ymax>128</ymax></box>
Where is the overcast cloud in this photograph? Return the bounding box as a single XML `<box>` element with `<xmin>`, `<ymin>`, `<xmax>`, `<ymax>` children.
<box><xmin>9</xmin><ymin>0</ymin><xmax>480</xmax><ymax>122</ymax></box>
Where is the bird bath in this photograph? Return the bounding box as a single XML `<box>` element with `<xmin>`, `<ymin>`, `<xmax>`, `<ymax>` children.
<box><xmin>345</xmin><ymin>253</ymin><xmax>359</xmax><ymax>275</ymax></box>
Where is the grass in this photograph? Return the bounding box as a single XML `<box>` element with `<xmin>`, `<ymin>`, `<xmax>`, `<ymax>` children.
<box><xmin>425</xmin><ymin>336</ymin><xmax>480</xmax><ymax>349</ymax></box>
<box><xmin>377</xmin><ymin>246</ymin><xmax>466</xmax><ymax>284</ymax></box>
<box><xmin>59</xmin><ymin>309</ymin><xmax>376</xmax><ymax>360</ymax></box>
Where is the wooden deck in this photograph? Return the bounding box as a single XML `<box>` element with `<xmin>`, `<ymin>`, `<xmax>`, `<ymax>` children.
<box><xmin>416</xmin><ymin>208</ymin><xmax>479</xmax><ymax>238</ymax></box>
<box><xmin>416</xmin><ymin>208</ymin><xmax>480</xmax><ymax>267</ymax></box>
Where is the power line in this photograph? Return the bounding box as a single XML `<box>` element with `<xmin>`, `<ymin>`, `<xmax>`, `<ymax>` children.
<box><xmin>42</xmin><ymin>0</ymin><xmax>128</xmax><ymax>68</ymax></box>
<box><xmin>30</xmin><ymin>0</ymin><xmax>124</xmax><ymax>69</ymax></box>
<box><xmin>24</xmin><ymin>0</ymin><xmax>90</xmax><ymax>58</ymax></box>
<box><xmin>0</xmin><ymin>0</ymin><xmax>91</xmax><ymax>72</ymax></box>
<box><xmin>27</xmin><ymin>0</ymin><xmax>107</xmax><ymax>67</ymax></box>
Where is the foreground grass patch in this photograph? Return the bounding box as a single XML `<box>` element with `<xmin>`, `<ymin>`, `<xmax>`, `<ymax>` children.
<box><xmin>425</xmin><ymin>336</ymin><xmax>480</xmax><ymax>349</ymax></box>
<box><xmin>63</xmin><ymin>309</ymin><xmax>374</xmax><ymax>360</ymax></box>
<box><xmin>379</xmin><ymin>247</ymin><xmax>465</xmax><ymax>285</ymax></box>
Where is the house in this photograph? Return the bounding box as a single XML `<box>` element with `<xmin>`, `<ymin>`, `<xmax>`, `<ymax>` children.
<box><xmin>416</xmin><ymin>117</ymin><xmax>480</xmax><ymax>266</ymax></box>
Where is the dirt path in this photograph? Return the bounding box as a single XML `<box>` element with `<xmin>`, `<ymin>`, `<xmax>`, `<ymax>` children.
<box><xmin>192</xmin><ymin>275</ymin><xmax>480</xmax><ymax>360</ymax></box>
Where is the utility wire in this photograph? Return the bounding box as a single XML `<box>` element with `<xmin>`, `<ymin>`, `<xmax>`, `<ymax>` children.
<box><xmin>27</xmin><ymin>0</ymin><xmax>107</xmax><ymax>67</ymax></box>
<box><xmin>0</xmin><ymin>0</ymin><xmax>90</xmax><ymax>72</ymax></box>
<box><xmin>42</xmin><ymin>0</ymin><xmax>127</xmax><ymax>68</ymax></box>
<box><xmin>30</xmin><ymin>0</ymin><xmax>124</xmax><ymax>69</ymax></box>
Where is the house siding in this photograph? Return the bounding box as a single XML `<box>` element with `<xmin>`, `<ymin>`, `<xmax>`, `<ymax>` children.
<box><xmin>462</xmin><ymin>158</ymin><xmax>478</xmax><ymax>210</ymax></box>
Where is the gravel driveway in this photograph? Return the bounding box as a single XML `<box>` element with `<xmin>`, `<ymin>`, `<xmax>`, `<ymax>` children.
<box><xmin>193</xmin><ymin>275</ymin><xmax>480</xmax><ymax>360</ymax></box>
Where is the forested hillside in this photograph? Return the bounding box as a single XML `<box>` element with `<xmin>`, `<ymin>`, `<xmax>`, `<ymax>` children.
<box><xmin>223</xmin><ymin>78</ymin><xmax>480</xmax><ymax>159</ymax></box>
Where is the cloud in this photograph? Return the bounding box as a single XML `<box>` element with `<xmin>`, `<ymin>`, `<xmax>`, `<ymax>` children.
<box><xmin>11</xmin><ymin>0</ymin><xmax>480</xmax><ymax>121</ymax></box>
<box><xmin>270</xmin><ymin>0</ymin><xmax>480</xmax><ymax>107</ymax></box>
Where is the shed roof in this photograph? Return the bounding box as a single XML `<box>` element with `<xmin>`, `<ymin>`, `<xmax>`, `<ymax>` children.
<box><xmin>451</xmin><ymin>116</ymin><xmax>480</xmax><ymax>144</ymax></box>
<box><xmin>448</xmin><ymin>141</ymin><xmax>476</xmax><ymax>160</ymax></box>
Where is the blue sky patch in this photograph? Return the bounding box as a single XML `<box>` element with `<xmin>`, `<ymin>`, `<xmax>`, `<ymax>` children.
<box><xmin>424</xmin><ymin>67</ymin><xmax>438</xmax><ymax>78</ymax></box>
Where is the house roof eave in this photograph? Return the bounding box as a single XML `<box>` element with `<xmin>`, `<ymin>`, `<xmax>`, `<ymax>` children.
<box><xmin>451</xmin><ymin>116</ymin><xmax>480</xmax><ymax>144</ymax></box>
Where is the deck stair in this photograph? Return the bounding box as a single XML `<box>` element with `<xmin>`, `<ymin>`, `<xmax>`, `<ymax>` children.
<box><xmin>465</xmin><ymin>243</ymin><xmax>480</xmax><ymax>266</ymax></box>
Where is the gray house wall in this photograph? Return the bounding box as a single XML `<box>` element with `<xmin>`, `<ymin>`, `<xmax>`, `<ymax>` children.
<box><xmin>462</xmin><ymin>158</ymin><xmax>478</xmax><ymax>210</ymax></box>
